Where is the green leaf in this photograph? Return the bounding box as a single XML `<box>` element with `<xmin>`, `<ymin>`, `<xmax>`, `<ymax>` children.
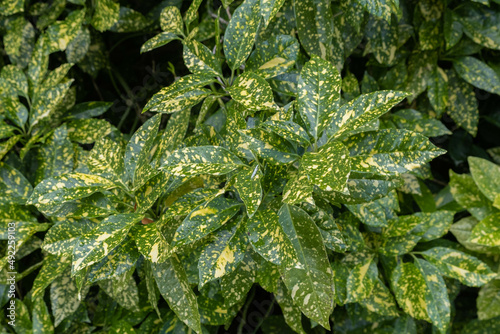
<box><xmin>160</xmin><ymin>6</ymin><xmax>183</xmax><ymax>35</ymax></box>
<box><xmin>453</xmin><ymin>57</ymin><xmax>500</xmax><ymax>95</ymax></box>
<box><xmin>98</xmin><ymin>270</ymin><xmax>139</xmax><ymax>310</ymax></box>
<box><xmin>135</xmin><ymin>171</ymin><xmax>170</xmax><ymax>213</ymax></box>
<box><xmin>446</xmin><ymin>69</ymin><xmax>478</xmax><ymax>136</ymax></box>
<box><xmin>345</xmin><ymin>129</ymin><xmax>445</xmax><ymax>175</ymax></box>
<box><xmin>88</xmin><ymin>136</ymin><xmax>126</xmax><ymax>186</ymax></box>
<box><xmin>172</xmin><ymin>196</ymin><xmax>242</xmax><ymax>247</ymax></box>
<box><xmin>28</xmin><ymin>173</ymin><xmax>116</xmax><ymax>210</ymax></box>
<box><xmin>327</xmin><ymin>90</ymin><xmax>409</xmax><ymax>140</ymax></box>
<box><xmin>132</xmin><ymin>222</ymin><xmax>171</xmax><ymax>263</ymax></box>
<box><xmin>469</xmin><ymin>156</ymin><xmax>500</xmax><ymax>203</ymax></box>
<box><xmin>470</xmin><ymin>213</ymin><xmax>500</xmax><ymax>247</ymax></box>
<box><xmin>152</xmin><ymin>254</ymin><xmax>202</xmax><ymax>333</ymax></box>
<box><xmin>262</xmin><ymin>120</ymin><xmax>310</xmax><ymax>146</ymax></box>
<box><xmin>293</xmin><ymin>0</ymin><xmax>334</xmax><ymax>59</ymax></box>
<box><xmin>91</xmin><ymin>0</ymin><xmax>120</xmax><ymax>32</ymax></box>
<box><xmin>449</xmin><ymin>170</ymin><xmax>494</xmax><ymax>221</ymax></box>
<box><xmin>414</xmin><ymin>258</ymin><xmax>451</xmax><ymax>333</ymax></box>
<box><xmin>153</xmin><ymin>107</ymin><xmax>190</xmax><ymax>168</ymax></box>
<box><xmin>162</xmin><ymin>146</ymin><xmax>244</xmax><ymax>176</ymax></box>
<box><xmin>238</xmin><ymin>128</ymin><xmax>299</xmax><ymax>164</ymax></box>
<box><xmin>359</xmin><ymin>278</ymin><xmax>399</xmax><ymax>317</ymax></box>
<box><xmin>42</xmin><ymin>218</ymin><xmax>97</xmax><ymax>256</ymax></box>
<box><xmin>140</xmin><ymin>31</ymin><xmax>179</xmax><ymax>53</ymax></box>
<box><xmin>279</xmin><ymin>204</ymin><xmax>333</xmax><ymax>329</ymax></box>
<box><xmin>183</xmin><ymin>38</ymin><xmax>221</xmax><ymax>77</ymax></box>
<box><xmin>72</xmin><ymin>213</ymin><xmax>143</xmax><ymax>272</ymax></box>
<box><xmin>223</xmin><ymin>0</ymin><xmax>261</xmax><ymax>70</ymax></box>
<box><xmin>198</xmin><ymin>218</ymin><xmax>247</xmax><ymax>286</ymax></box>
<box><xmin>47</xmin><ymin>9</ymin><xmax>85</xmax><ymax>52</ymax></box>
<box><xmin>50</xmin><ymin>267</ymin><xmax>82</xmax><ymax>326</ymax></box>
<box><xmin>0</xmin><ymin>0</ymin><xmax>24</xmax><ymax>15</ymax></box>
<box><xmin>365</xmin><ymin>17</ymin><xmax>399</xmax><ymax>65</ymax></box>
<box><xmin>32</xmin><ymin>297</ymin><xmax>54</xmax><ymax>334</ymax></box>
<box><xmin>220</xmin><ymin>254</ymin><xmax>255</xmax><ymax>307</ymax></box>
<box><xmin>275</xmin><ymin>280</ymin><xmax>307</xmax><ymax>334</ymax></box>
<box><xmin>143</xmin><ymin>74</ymin><xmax>215</xmax><ymax>113</ymax></box>
<box><xmin>32</xmin><ymin>254</ymin><xmax>71</xmax><ymax>299</ymax></box>
<box><xmin>418</xmin><ymin>210</ymin><xmax>454</xmax><ymax>242</ymax></box>
<box><xmin>246</xmin><ymin>34</ymin><xmax>299</xmax><ymax>79</ymax></box>
<box><xmin>347</xmin><ymin>191</ymin><xmax>399</xmax><ymax>228</ymax></box>
<box><xmin>297</xmin><ymin>55</ymin><xmax>341</xmax><ymax>140</ymax></box>
<box><xmin>421</xmin><ymin>247</ymin><xmax>496</xmax><ymax>287</ymax></box>
<box><xmin>30</xmin><ymin>80</ymin><xmax>73</xmax><ymax>128</ymax></box>
<box><xmin>260</xmin><ymin>0</ymin><xmax>285</xmax><ymax>27</ymax></box>
<box><xmin>346</xmin><ymin>255</ymin><xmax>378</xmax><ymax>303</ymax></box>
<box><xmin>477</xmin><ymin>280</ymin><xmax>500</xmax><ymax>320</ymax></box>
<box><xmin>301</xmin><ymin>141</ymin><xmax>350</xmax><ymax>192</ymax></box>
<box><xmin>1</xmin><ymin>64</ymin><xmax>28</xmax><ymax>97</ymax></box>
<box><xmin>67</xmin><ymin>101</ymin><xmax>112</xmax><ymax>119</ymax></box>
<box><xmin>27</xmin><ymin>35</ymin><xmax>50</xmax><ymax>88</ymax></box>
<box><xmin>124</xmin><ymin>114</ymin><xmax>161</xmax><ymax>188</ymax></box>
<box><xmin>391</xmin><ymin>109</ymin><xmax>451</xmax><ymax>137</ymax></box>
<box><xmin>228</xmin><ymin>71</ymin><xmax>278</xmax><ymax>111</ymax></box>
<box><xmin>247</xmin><ymin>209</ymin><xmax>298</xmax><ymax>267</ymax></box>
<box><xmin>109</xmin><ymin>7</ymin><xmax>150</xmax><ymax>33</ymax></box>
<box><xmin>427</xmin><ymin>67</ymin><xmax>449</xmax><ymax>116</ymax></box>
<box><xmin>455</xmin><ymin>4</ymin><xmax>500</xmax><ymax>50</ymax></box>
<box><xmin>450</xmin><ymin>216</ymin><xmax>500</xmax><ymax>254</ymax></box>
<box><xmin>359</xmin><ymin>0</ymin><xmax>399</xmax><ymax>22</ymax></box>
<box><xmin>233</xmin><ymin>165</ymin><xmax>263</xmax><ymax>217</ymax></box>
<box><xmin>66</xmin><ymin>26</ymin><xmax>91</xmax><ymax>63</ymax></box>
<box><xmin>67</xmin><ymin>118</ymin><xmax>113</xmax><ymax>144</ymax></box>
<box><xmin>0</xmin><ymin>162</ymin><xmax>32</xmax><ymax>204</ymax></box>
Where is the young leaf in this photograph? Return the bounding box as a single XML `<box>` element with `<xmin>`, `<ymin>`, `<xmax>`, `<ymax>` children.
<box><xmin>279</xmin><ymin>204</ymin><xmax>333</xmax><ymax>329</ymax></box>
<box><xmin>421</xmin><ymin>247</ymin><xmax>496</xmax><ymax>287</ymax></box>
<box><xmin>152</xmin><ymin>254</ymin><xmax>202</xmax><ymax>333</ymax></box>
<box><xmin>223</xmin><ymin>0</ymin><xmax>261</xmax><ymax>70</ymax></box>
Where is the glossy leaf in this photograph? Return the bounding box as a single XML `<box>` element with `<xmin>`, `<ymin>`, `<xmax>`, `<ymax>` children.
<box><xmin>234</xmin><ymin>165</ymin><xmax>263</xmax><ymax>217</ymax></box>
<box><xmin>228</xmin><ymin>71</ymin><xmax>278</xmax><ymax>111</ymax></box>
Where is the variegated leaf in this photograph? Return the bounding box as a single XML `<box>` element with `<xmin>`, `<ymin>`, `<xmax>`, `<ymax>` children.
<box><xmin>233</xmin><ymin>165</ymin><xmax>263</xmax><ymax>217</ymax></box>
<box><xmin>297</xmin><ymin>55</ymin><xmax>341</xmax><ymax>140</ymax></box>
<box><xmin>0</xmin><ymin>162</ymin><xmax>32</xmax><ymax>204</ymax></box>
<box><xmin>50</xmin><ymin>267</ymin><xmax>82</xmax><ymax>326</ymax></box>
<box><xmin>262</xmin><ymin>120</ymin><xmax>310</xmax><ymax>146</ymax></box>
<box><xmin>220</xmin><ymin>254</ymin><xmax>255</xmax><ymax>307</ymax></box>
<box><xmin>32</xmin><ymin>297</ymin><xmax>54</xmax><ymax>333</ymax></box>
<box><xmin>247</xmin><ymin>34</ymin><xmax>299</xmax><ymax>78</ymax></box>
<box><xmin>421</xmin><ymin>247</ymin><xmax>496</xmax><ymax>287</ymax></box>
<box><xmin>162</xmin><ymin>146</ymin><xmax>244</xmax><ymax>176</ymax></box>
<box><xmin>469</xmin><ymin>213</ymin><xmax>500</xmax><ymax>247</ymax></box>
<box><xmin>359</xmin><ymin>278</ymin><xmax>399</xmax><ymax>317</ymax></box>
<box><xmin>132</xmin><ymin>222</ymin><xmax>171</xmax><ymax>263</ymax></box>
<box><xmin>153</xmin><ymin>107</ymin><xmax>190</xmax><ymax>168</ymax></box>
<box><xmin>91</xmin><ymin>0</ymin><xmax>120</xmax><ymax>32</ymax></box>
<box><xmin>279</xmin><ymin>204</ymin><xmax>333</xmax><ymax>329</ymax></box>
<box><xmin>98</xmin><ymin>270</ymin><xmax>139</xmax><ymax>310</ymax></box>
<box><xmin>152</xmin><ymin>254</ymin><xmax>202</xmax><ymax>333</ymax></box>
<box><xmin>32</xmin><ymin>254</ymin><xmax>71</xmax><ymax>299</ymax></box>
<box><xmin>301</xmin><ymin>141</ymin><xmax>350</xmax><ymax>192</ymax></box>
<box><xmin>47</xmin><ymin>9</ymin><xmax>85</xmax><ymax>52</ymax></box>
<box><xmin>172</xmin><ymin>196</ymin><xmax>242</xmax><ymax>247</ymax></box>
<box><xmin>42</xmin><ymin>218</ymin><xmax>97</xmax><ymax>256</ymax></box>
<box><xmin>275</xmin><ymin>280</ymin><xmax>307</xmax><ymax>334</ymax></box>
<box><xmin>198</xmin><ymin>218</ymin><xmax>248</xmax><ymax>286</ymax></box>
<box><xmin>183</xmin><ymin>38</ymin><xmax>221</xmax><ymax>77</ymax></box>
<box><xmin>223</xmin><ymin>0</ymin><xmax>261</xmax><ymax>70</ymax></box>
<box><xmin>446</xmin><ymin>69</ymin><xmax>478</xmax><ymax>136</ymax></box>
<box><xmin>469</xmin><ymin>156</ymin><xmax>500</xmax><ymax>203</ymax></box>
<box><xmin>449</xmin><ymin>170</ymin><xmax>494</xmax><ymax>221</ymax></box>
<box><xmin>346</xmin><ymin>255</ymin><xmax>378</xmax><ymax>303</ymax></box>
<box><xmin>477</xmin><ymin>280</ymin><xmax>500</xmax><ymax>320</ymax></box>
<box><xmin>66</xmin><ymin>118</ymin><xmax>113</xmax><ymax>144</ymax></box>
<box><xmin>455</xmin><ymin>4</ymin><xmax>500</xmax><ymax>50</ymax></box>
<box><xmin>345</xmin><ymin>129</ymin><xmax>445</xmax><ymax>175</ymax></box>
<box><xmin>88</xmin><ymin>136</ymin><xmax>126</xmax><ymax>186</ymax></box>
<box><xmin>326</xmin><ymin>90</ymin><xmax>409</xmax><ymax>140</ymax></box>
<box><xmin>160</xmin><ymin>6</ymin><xmax>183</xmax><ymax>35</ymax></box>
<box><xmin>228</xmin><ymin>71</ymin><xmax>278</xmax><ymax>111</ymax></box>
<box><xmin>72</xmin><ymin>213</ymin><xmax>143</xmax><ymax>272</ymax></box>
<box><xmin>140</xmin><ymin>31</ymin><xmax>179</xmax><ymax>53</ymax></box>
<box><xmin>453</xmin><ymin>57</ymin><xmax>500</xmax><ymax>95</ymax></box>
<box><xmin>282</xmin><ymin>170</ymin><xmax>314</xmax><ymax>205</ymax></box>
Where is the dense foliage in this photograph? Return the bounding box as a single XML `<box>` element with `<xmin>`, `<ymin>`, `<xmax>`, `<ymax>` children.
<box><xmin>1</xmin><ymin>0</ymin><xmax>500</xmax><ymax>333</ymax></box>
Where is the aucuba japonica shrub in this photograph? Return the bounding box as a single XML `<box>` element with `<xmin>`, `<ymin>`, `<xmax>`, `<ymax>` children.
<box><xmin>1</xmin><ymin>0</ymin><xmax>500</xmax><ymax>333</ymax></box>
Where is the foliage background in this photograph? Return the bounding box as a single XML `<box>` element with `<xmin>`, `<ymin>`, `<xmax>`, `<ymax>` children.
<box><xmin>1</xmin><ymin>0</ymin><xmax>500</xmax><ymax>333</ymax></box>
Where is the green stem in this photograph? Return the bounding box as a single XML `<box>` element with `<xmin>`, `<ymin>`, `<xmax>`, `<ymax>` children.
<box><xmin>237</xmin><ymin>287</ymin><xmax>256</xmax><ymax>334</ymax></box>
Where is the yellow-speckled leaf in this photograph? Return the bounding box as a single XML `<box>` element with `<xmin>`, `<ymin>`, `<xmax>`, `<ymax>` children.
<box><xmin>109</xmin><ymin>7</ymin><xmax>150</xmax><ymax>33</ymax></box>
<box><xmin>446</xmin><ymin>69</ymin><xmax>478</xmax><ymax>136</ymax></box>
<box><xmin>124</xmin><ymin>114</ymin><xmax>161</xmax><ymax>189</ymax></box>
<box><xmin>0</xmin><ymin>162</ymin><xmax>32</xmax><ymax>205</ymax></box>
<box><xmin>32</xmin><ymin>254</ymin><xmax>71</xmax><ymax>299</ymax></box>
<box><xmin>47</xmin><ymin>9</ymin><xmax>85</xmax><ymax>52</ymax></box>
<box><xmin>42</xmin><ymin>218</ymin><xmax>97</xmax><ymax>256</ymax></box>
<box><xmin>238</xmin><ymin>128</ymin><xmax>299</xmax><ymax>164</ymax></box>
<box><xmin>153</xmin><ymin>107</ymin><xmax>190</xmax><ymax>168</ymax></box>
<box><xmin>132</xmin><ymin>222</ymin><xmax>171</xmax><ymax>263</ymax></box>
<box><xmin>293</xmin><ymin>0</ymin><xmax>334</xmax><ymax>60</ymax></box>
<box><xmin>418</xmin><ymin>210</ymin><xmax>455</xmax><ymax>242</ymax></box>
<box><xmin>71</xmin><ymin>213</ymin><xmax>143</xmax><ymax>272</ymax></box>
<box><xmin>301</xmin><ymin>141</ymin><xmax>351</xmax><ymax>192</ymax></box>
<box><xmin>247</xmin><ymin>209</ymin><xmax>298</xmax><ymax>267</ymax></box>
<box><xmin>32</xmin><ymin>297</ymin><xmax>54</xmax><ymax>334</ymax></box>
<box><xmin>297</xmin><ymin>55</ymin><xmax>341</xmax><ymax>140</ymax></box>
<box><xmin>28</xmin><ymin>173</ymin><xmax>116</xmax><ymax>210</ymax></box>
<box><xmin>220</xmin><ymin>254</ymin><xmax>255</xmax><ymax>307</ymax></box>
<box><xmin>346</xmin><ymin>255</ymin><xmax>378</xmax><ymax>303</ymax></box>
<box><xmin>421</xmin><ymin>247</ymin><xmax>496</xmax><ymax>287</ymax></box>
<box><xmin>228</xmin><ymin>71</ymin><xmax>278</xmax><ymax>111</ymax></box>
<box><xmin>346</xmin><ymin>190</ymin><xmax>398</xmax><ymax>228</ymax></box>
<box><xmin>67</xmin><ymin>118</ymin><xmax>113</xmax><ymax>144</ymax></box>
<box><xmin>135</xmin><ymin>171</ymin><xmax>170</xmax><ymax>213</ymax></box>
<box><xmin>470</xmin><ymin>213</ymin><xmax>500</xmax><ymax>247</ymax></box>
<box><xmin>279</xmin><ymin>204</ymin><xmax>333</xmax><ymax>329</ymax></box>
<box><xmin>91</xmin><ymin>0</ymin><xmax>120</xmax><ymax>32</ymax></box>
<box><xmin>454</xmin><ymin>57</ymin><xmax>500</xmax><ymax>95</ymax></box>
<box><xmin>282</xmin><ymin>170</ymin><xmax>314</xmax><ymax>205</ymax></box>
<box><xmin>183</xmin><ymin>38</ymin><xmax>221</xmax><ymax>77</ymax></box>
<box><xmin>98</xmin><ymin>269</ymin><xmax>139</xmax><ymax>310</ymax></box>
<box><xmin>469</xmin><ymin>157</ymin><xmax>500</xmax><ymax>203</ymax></box>
<box><xmin>30</xmin><ymin>80</ymin><xmax>73</xmax><ymax>129</ymax></box>
<box><xmin>262</xmin><ymin>120</ymin><xmax>310</xmax><ymax>146</ymax></box>
<box><xmin>276</xmin><ymin>280</ymin><xmax>307</xmax><ymax>334</ymax></box>
<box><xmin>327</xmin><ymin>90</ymin><xmax>409</xmax><ymax>140</ymax></box>
<box><xmin>223</xmin><ymin>0</ymin><xmax>261</xmax><ymax>70</ymax></box>
<box><xmin>152</xmin><ymin>254</ymin><xmax>202</xmax><ymax>333</ymax></box>
<box><xmin>449</xmin><ymin>170</ymin><xmax>494</xmax><ymax>221</ymax></box>
<box><xmin>260</xmin><ymin>0</ymin><xmax>285</xmax><ymax>27</ymax></box>
<box><xmin>0</xmin><ymin>0</ymin><xmax>24</xmax><ymax>15</ymax></box>
<box><xmin>246</xmin><ymin>34</ymin><xmax>299</xmax><ymax>79</ymax></box>
<box><xmin>50</xmin><ymin>267</ymin><xmax>82</xmax><ymax>326</ymax></box>
<box><xmin>162</xmin><ymin>146</ymin><xmax>244</xmax><ymax>176</ymax></box>
<box><xmin>427</xmin><ymin>67</ymin><xmax>449</xmax><ymax>116</ymax></box>
<box><xmin>345</xmin><ymin>129</ymin><xmax>445</xmax><ymax>175</ymax></box>
<box><xmin>140</xmin><ymin>31</ymin><xmax>180</xmax><ymax>53</ymax></box>
<box><xmin>143</xmin><ymin>74</ymin><xmax>215</xmax><ymax>113</ymax></box>
<box><xmin>160</xmin><ymin>6</ymin><xmax>183</xmax><ymax>35</ymax></box>
<box><xmin>198</xmin><ymin>218</ymin><xmax>248</xmax><ymax>287</ymax></box>
<box><xmin>391</xmin><ymin>261</ymin><xmax>431</xmax><ymax>322</ymax></box>
<box><xmin>172</xmin><ymin>196</ymin><xmax>242</xmax><ymax>247</ymax></box>
<box><xmin>455</xmin><ymin>4</ymin><xmax>500</xmax><ymax>50</ymax></box>
<box><xmin>414</xmin><ymin>258</ymin><xmax>451</xmax><ymax>333</ymax></box>
<box><xmin>359</xmin><ymin>278</ymin><xmax>399</xmax><ymax>317</ymax></box>
<box><xmin>359</xmin><ymin>0</ymin><xmax>399</xmax><ymax>22</ymax></box>
<box><xmin>477</xmin><ymin>280</ymin><xmax>500</xmax><ymax>320</ymax></box>
<box><xmin>234</xmin><ymin>165</ymin><xmax>262</xmax><ymax>217</ymax></box>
